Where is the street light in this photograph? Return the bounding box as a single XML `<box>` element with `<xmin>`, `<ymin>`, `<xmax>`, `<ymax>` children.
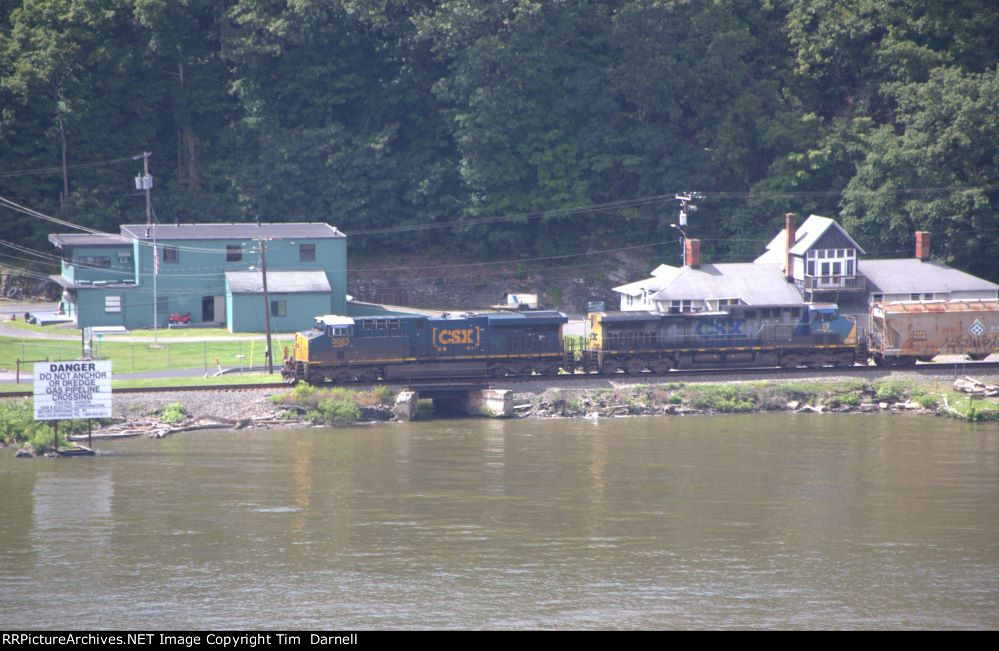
<box><xmin>670</xmin><ymin>223</ymin><xmax>687</xmax><ymax>266</ymax></box>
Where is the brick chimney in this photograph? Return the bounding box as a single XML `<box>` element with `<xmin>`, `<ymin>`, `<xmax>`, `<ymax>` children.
<box><xmin>685</xmin><ymin>238</ymin><xmax>701</xmax><ymax>268</ymax></box>
<box><xmin>785</xmin><ymin>212</ymin><xmax>797</xmax><ymax>282</ymax></box>
<box><xmin>915</xmin><ymin>230</ymin><xmax>931</xmax><ymax>261</ymax></box>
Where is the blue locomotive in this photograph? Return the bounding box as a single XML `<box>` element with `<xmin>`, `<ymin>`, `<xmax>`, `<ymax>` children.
<box><xmin>582</xmin><ymin>303</ymin><xmax>858</xmax><ymax>373</ymax></box>
<box><xmin>283</xmin><ymin>311</ymin><xmax>570</xmax><ymax>384</ymax></box>
<box><xmin>283</xmin><ymin>304</ymin><xmax>859</xmax><ymax>384</ymax></box>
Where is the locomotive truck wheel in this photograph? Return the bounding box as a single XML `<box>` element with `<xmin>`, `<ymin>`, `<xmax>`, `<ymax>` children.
<box><xmin>652</xmin><ymin>360</ymin><xmax>673</xmax><ymax>374</ymax></box>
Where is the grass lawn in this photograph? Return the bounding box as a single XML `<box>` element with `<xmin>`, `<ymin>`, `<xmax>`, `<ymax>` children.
<box><xmin>0</xmin><ymin>373</ymin><xmax>281</xmax><ymax>393</ymax></box>
<box><xmin>0</xmin><ymin>317</ymin><xmax>76</xmax><ymax>336</ymax></box>
<box><xmin>0</xmin><ymin>336</ymin><xmax>296</xmax><ymax>374</ymax></box>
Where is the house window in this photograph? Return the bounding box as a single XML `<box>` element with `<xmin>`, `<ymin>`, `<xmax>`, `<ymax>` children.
<box><xmin>118</xmin><ymin>253</ymin><xmax>132</xmax><ymax>265</ymax></box>
<box><xmin>910</xmin><ymin>293</ymin><xmax>920</xmax><ymax>301</ymax></box>
<box><xmin>162</xmin><ymin>245</ymin><xmax>179</xmax><ymax>263</ymax></box>
<box><xmin>668</xmin><ymin>300</ymin><xmax>693</xmax><ymax>314</ymax></box>
<box><xmin>80</xmin><ymin>256</ymin><xmax>111</xmax><ymax>268</ymax></box>
<box><xmin>922</xmin><ymin>293</ymin><xmax>934</xmax><ymax>300</ymax></box>
<box><xmin>104</xmin><ymin>296</ymin><xmax>121</xmax><ymax>313</ymax></box>
<box><xmin>226</xmin><ymin>244</ymin><xmax>243</xmax><ymax>262</ymax></box>
<box><xmin>271</xmin><ymin>300</ymin><xmax>287</xmax><ymax>317</ymax></box>
<box><xmin>300</xmin><ymin>243</ymin><xmax>316</xmax><ymax>262</ymax></box>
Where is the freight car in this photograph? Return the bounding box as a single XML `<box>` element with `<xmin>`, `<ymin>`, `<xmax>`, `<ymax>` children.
<box><xmin>581</xmin><ymin>303</ymin><xmax>859</xmax><ymax>373</ymax></box>
<box><xmin>869</xmin><ymin>300</ymin><xmax>999</xmax><ymax>366</ymax></box>
<box><xmin>282</xmin><ymin>311</ymin><xmax>570</xmax><ymax>384</ymax></box>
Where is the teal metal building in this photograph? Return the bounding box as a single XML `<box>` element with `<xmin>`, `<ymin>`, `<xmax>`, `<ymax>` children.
<box><xmin>49</xmin><ymin>222</ymin><xmax>347</xmax><ymax>332</ymax></box>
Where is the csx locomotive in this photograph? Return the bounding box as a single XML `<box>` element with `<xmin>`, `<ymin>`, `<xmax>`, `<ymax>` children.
<box><xmin>281</xmin><ymin>303</ymin><xmax>859</xmax><ymax>384</ymax></box>
<box><xmin>282</xmin><ymin>311</ymin><xmax>570</xmax><ymax>384</ymax></box>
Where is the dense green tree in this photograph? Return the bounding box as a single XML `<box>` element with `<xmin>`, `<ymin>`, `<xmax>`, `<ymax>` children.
<box><xmin>842</xmin><ymin>66</ymin><xmax>999</xmax><ymax>276</ymax></box>
<box><xmin>0</xmin><ymin>0</ymin><xmax>996</xmax><ymax>281</ymax></box>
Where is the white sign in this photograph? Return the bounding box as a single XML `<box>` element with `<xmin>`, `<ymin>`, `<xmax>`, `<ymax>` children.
<box><xmin>33</xmin><ymin>361</ymin><xmax>112</xmax><ymax>421</ymax></box>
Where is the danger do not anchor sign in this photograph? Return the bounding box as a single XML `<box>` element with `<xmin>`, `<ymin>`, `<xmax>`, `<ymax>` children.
<box><xmin>33</xmin><ymin>361</ymin><xmax>112</xmax><ymax>421</ymax></box>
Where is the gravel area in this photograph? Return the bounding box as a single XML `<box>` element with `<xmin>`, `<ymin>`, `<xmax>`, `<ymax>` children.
<box><xmin>111</xmin><ymin>388</ymin><xmax>285</xmax><ymax>422</ymax></box>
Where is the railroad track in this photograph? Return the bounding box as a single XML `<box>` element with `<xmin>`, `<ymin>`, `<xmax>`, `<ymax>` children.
<box><xmin>3</xmin><ymin>360</ymin><xmax>998</xmax><ymax>398</ymax></box>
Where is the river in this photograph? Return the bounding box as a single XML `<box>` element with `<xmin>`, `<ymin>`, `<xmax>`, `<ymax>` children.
<box><xmin>1</xmin><ymin>413</ymin><xmax>997</xmax><ymax>629</ymax></box>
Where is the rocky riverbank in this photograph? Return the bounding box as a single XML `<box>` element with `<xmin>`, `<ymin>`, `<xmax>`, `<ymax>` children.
<box><xmin>6</xmin><ymin>376</ymin><xmax>997</xmax><ymax>457</ymax></box>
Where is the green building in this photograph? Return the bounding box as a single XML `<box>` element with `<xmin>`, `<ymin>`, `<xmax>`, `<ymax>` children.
<box><xmin>49</xmin><ymin>222</ymin><xmax>347</xmax><ymax>332</ymax></box>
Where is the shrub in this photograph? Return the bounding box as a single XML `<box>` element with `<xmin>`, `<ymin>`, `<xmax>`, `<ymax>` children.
<box><xmin>688</xmin><ymin>385</ymin><xmax>757</xmax><ymax>412</ymax></box>
<box><xmin>914</xmin><ymin>394</ymin><xmax>939</xmax><ymax>410</ymax></box>
<box><xmin>0</xmin><ymin>400</ymin><xmax>87</xmax><ymax>452</ymax></box>
<box><xmin>310</xmin><ymin>396</ymin><xmax>361</xmax><ymax>424</ymax></box>
<box><xmin>372</xmin><ymin>385</ymin><xmax>396</xmax><ymax>405</ymax></box>
<box><xmin>838</xmin><ymin>393</ymin><xmax>861</xmax><ymax>407</ymax></box>
<box><xmin>159</xmin><ymin>403</ymin><xmax>187</xmax><ymax>424</ymax></box>
<box><xmin>875</xmin><ymin>382</ymin><xmax>907</xmax><ymax>402</ymax></box>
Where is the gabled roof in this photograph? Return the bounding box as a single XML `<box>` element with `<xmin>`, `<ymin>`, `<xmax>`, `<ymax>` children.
<box><xmin>861</xmin><ymin>259</ymin><xmax>999</xmax><ymax>295</ymax></box>
<box><xmin>613</xmin><ymin>264</ymin><xmax>685</xmax><ymax>297</ymax></box>
<box><xmin>225</xmin><ymin>270</ymin><xmax>331</xmax><ymax>293</ymax></box>
<box><xmin>649</xmin><ymin>263</ymin><xmax>804</xmax><ymax>306</ymax></box>
<box><xmin>121</xmin><ymin>222</ymin><xmax>344</xmax><ymax>241</ymax></box>
<box><xmin>755</xmin><ymin>215</ymin><xmax>865</xmax><ymax>263</ymax></box>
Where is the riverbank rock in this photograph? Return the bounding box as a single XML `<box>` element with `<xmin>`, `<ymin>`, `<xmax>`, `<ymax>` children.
<box><xmin>15</xmin><ymin>447</ymin><xmax>35</xmax><ymax>458</ymax></box>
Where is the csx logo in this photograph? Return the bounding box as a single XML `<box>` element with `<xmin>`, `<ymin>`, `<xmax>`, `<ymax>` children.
<box><xmin>433</xmin><ymin>327</ymin><xmax>481</xmax><ymax>351</ymax></box>
<box><xmin>695</xmin><ymin>319</ymin><xmax>744</xmax><ymax>336</ymax></box>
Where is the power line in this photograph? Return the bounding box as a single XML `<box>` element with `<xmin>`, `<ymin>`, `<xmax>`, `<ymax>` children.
<box><xmin>0</xmin><ymin>155</ymin><xmax>139</xmax><ymax>179</ymax></box>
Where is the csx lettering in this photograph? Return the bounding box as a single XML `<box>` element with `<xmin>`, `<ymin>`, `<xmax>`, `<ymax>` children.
<box><xmin>438</xmin><ymin>329</ymin><xmax>474</xmax><ymax>345</ymax></box>
<box><xmin>695</xmin><ymin>319</ymin><xmax>744</xmax><ymax>336</ymax></box>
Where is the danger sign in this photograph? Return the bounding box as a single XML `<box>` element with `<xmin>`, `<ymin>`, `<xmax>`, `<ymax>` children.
<box><xmin>33</xmin><ymin>361</ymin><xmax>112</xmax><ymax>421</ymax></box>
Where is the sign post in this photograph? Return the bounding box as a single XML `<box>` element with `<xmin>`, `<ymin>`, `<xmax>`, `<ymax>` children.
<box><xmin>33</xmin><ymin>361</ymin><xmax>112</xmax><ymax>452</ymax></box>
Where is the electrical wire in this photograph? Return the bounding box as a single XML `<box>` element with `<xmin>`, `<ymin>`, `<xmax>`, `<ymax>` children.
<box><xmin>0</xmin><ymin>155</ymin><xmax>140</xmax><ymax>179</ymax></box>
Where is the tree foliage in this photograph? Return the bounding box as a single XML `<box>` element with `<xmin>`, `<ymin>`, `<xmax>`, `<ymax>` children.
<box><xmin>0</xmin><ymin>0</ymin><xmax>996</xmax><ymax>278</ymax></box>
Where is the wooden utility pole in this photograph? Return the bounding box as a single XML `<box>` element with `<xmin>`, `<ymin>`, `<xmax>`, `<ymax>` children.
<box><xmin>258</xmin><ymin>239</ymin><xmax>274</xmax><ymax>374</ymax></box>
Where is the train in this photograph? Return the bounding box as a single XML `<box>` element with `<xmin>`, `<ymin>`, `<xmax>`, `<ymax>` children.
<box><xmin>281</xmin><ymin>299</ymin><xmax>999</xmax><ymax>385</ymax></box>
<box><xmin>868</xmin><ymin>299</ymin><xmax>999</xmax><ymax>366</ymax></box>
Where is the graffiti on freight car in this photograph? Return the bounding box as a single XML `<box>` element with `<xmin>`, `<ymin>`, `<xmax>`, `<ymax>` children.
<box><xmin>941</xmin><ymin>333</ymin><xmax>999</xmax><ymax>353</ymax></box>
